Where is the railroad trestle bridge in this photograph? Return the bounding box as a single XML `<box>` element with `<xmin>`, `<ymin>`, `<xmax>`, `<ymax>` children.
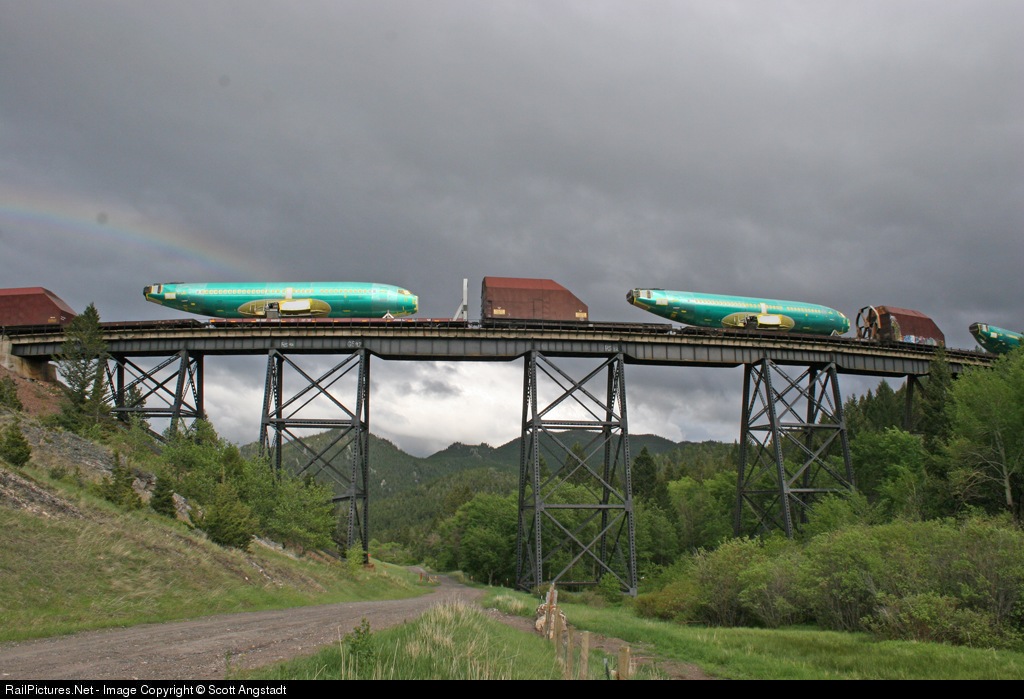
<box><xmin>4</xmin><ymin>322</ymin><xmax>993</xmax><ymax>595</ymax></box>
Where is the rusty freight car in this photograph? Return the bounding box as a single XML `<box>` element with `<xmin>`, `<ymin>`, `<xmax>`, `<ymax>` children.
<box><xmin>481</xmin><ymin>277</ymin><xmax>589</xmax><ymax>323</ymax></box>
<box><xmin>856</xmin><ymin>305</ymin><xmax>944</xmax><ymax>346</ymax></box>
<box><xmin>0</xmin><ymin>287</ymin><xmax>77</xmax><ymax>328</ymax></box>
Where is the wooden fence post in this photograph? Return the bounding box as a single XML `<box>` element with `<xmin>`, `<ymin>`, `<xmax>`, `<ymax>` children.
<box><xmin>618</xmin><ymin>646</ymin><xmax>631</xmax><ymax>680</ymax></box>
<box><xmin>580</xmin><ymin>631</ymin><xmax>590</xmax><ymax>679</ymax></box>
<box><xmin>554</xmin><ymin>606</ymin><xmax>563</xmax><ymax>650</ymax></box>
<box><xmin>565</xmin><ymin>628</ymin><xmax>574</xmax><ymax>679</ymax></box>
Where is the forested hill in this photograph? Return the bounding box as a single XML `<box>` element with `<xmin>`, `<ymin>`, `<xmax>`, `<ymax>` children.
<box><xmin>252</xmin><ymin>429</ymin><xmax>734</xmax><ymax>549</ymax></box>
<box><xmin>257</xmin><ymin>428</ymin><xmax>731</xmax><ymax>501</ymax></box>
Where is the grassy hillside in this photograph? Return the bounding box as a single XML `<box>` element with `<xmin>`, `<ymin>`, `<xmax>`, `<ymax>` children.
<box><xmin>0</xmin><ymin>457</ymin><xmax>424</xmax><ymax>643</ymax></box>
<box><xmin>4</xmin><ymin>400</ymin><xmax>1023</xmax><ymax>680</ymax></box>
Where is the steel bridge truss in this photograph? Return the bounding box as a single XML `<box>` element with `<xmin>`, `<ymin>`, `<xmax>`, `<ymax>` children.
<box><xmin>736</xmin><ymin>358</ymin><xmax>854</xmax><ymax>538</ymax></box>
<box><xmin>107</xmin><ymin>351</ymin><xmax>204</xmax><ymax>440</ymax></box>
<box><xmin>516</xmin><ymin>351</ymin><xmax>637</xmax><ymax>595</ymax></box>
<box><xmin>259</xmin><ymin>349</ymin><xmax>371</xmax><ymax>556</ymax></box>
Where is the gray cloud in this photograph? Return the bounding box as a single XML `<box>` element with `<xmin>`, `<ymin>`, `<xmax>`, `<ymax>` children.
<box><xmin>2</xmin><ymin>1</ymin><xmax>1021</xmax><ymax>452</ymax></box>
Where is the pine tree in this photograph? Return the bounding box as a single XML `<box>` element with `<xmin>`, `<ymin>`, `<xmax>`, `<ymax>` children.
<box><xmin>150</xmin><ymin>475</ymin><xmax>177</xmax><ymax>518</ymax></box>
<box><xmin>196</xmin><ymin>483</ymin><xmax>258</xmax><ymax>550</ymax></box>
<box><xmin>0</xmin><ymin>421</ymin><xmax>31</xmax><ymax>467</ymax></box>
<box><xmin>920</xmin><ymin>347</ymin><xmax>953</xmax><ymax>453</ymax></box>
<box><xmin>0</xmin><ymin>376</ymin><xmax>24</xmax><ymax>411</ymax></box>
<box><xmin>57</xmin><ymin>303</ymin><xmax>110</xmax><ymax>432</ymax></box>
<box><xmin>632</xmin><ymin>446</ymin><xmax>672</xmax><ymax>510</ymax></box>
<box><xmin>100</xmin><ymin>453</ymin><xmax>142</xmax><ymax>510</ymax></box>
<box><xmin>633</xmin><ymin>446</ymin><xmax>658</xmax><ymax>500</ymax></box>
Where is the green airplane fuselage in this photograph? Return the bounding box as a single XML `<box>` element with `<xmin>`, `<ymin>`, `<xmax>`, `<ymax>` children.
<box><xmin>969</xmin><ymin>323</ymin><xmax>1023</xmax><ymax>355</ymax></box>
<box><xmin>143</xmin><ymin>282</ymin><xmax>418</xmax><ymax>319</ymax></box>
<box><xmin>627</xmin><ymin>288</ymin><xmax>850</xmax><ymax>335</ymax></box>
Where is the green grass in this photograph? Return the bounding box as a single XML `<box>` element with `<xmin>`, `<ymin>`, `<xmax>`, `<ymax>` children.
<box><xmin>235</xmin><ymin>599</ymin><xmax>645</xmax><ymax>680</ymax></box>
<box><xmin>6</xmin><ymin>462</ymin><xmax>1024</xmax><ymax>679</ymax></box>
<box><xmin>548</xmin><ymin>597</ymin><xmax>1024</xmax><ymax>680</ymax></box>
<box><xmin>0</xmin><ymin>467</ymin><xmax>426</xmax><ymax>643</ymax></box>
<box><xmin>230</xmin><ymin>585</ymin><xmax>1024</xmax><ymax>680</ymax></box>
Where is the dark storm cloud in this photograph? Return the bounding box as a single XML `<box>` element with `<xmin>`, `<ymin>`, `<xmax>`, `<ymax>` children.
<box><xmin>2</xmin><ymin>1</ymin><xmax>1021</xmax><ymax>450</ymax></box>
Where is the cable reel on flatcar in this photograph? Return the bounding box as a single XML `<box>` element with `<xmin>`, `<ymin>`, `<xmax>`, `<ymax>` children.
<box><xmin>856</xmin><ymin>305</ymin><xmax>883</xmax><ymax>341</ymax></box>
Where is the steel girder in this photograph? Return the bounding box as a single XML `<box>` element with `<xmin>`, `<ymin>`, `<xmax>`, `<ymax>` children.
<box><xmin>107</xmin><ymin>351</ymin><xmax>204</xmax><ymax>440</ymax></box>
<box><xmin>516</xmin><ymin>351</ymin><xmax>637</xmax><ymax>595</ymax></box>
<box><xmin>736</xmin><ymin>358</ymin><xmax>854</xmax><ymax>538</ymax></box>
<box><xmin>259</xmin><ymin>349</ymin><xmax>371</xmax><ymax>556</ymax></box>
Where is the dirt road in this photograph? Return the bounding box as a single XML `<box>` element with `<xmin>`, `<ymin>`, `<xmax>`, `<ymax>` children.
<box><xmin>0</xmin><ymin>576</ymin><xmax>712</xmax><ymax>680</ymax></box>
<box><xmin>0</xmin><ymin>576</ymin><xmax>486</xmax><ymax>680</ymax></box>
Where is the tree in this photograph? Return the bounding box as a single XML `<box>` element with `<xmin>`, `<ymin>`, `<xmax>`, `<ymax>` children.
<box><xmin>161</xmin><ymin>420</ymin><xmax>228</xmax><ymax>503</ymax></box>
<box><xmin>265</xmin><ymin>475</ymin><xmax>336</xmax><ymax>552</ymax></box>
<box><xmin>864</xmin><ymin>425</ymin><xmax>929</xmax><ymax>519</ymax></box>
<box><xmin>0</xmin><ymin>376</ymin><xmax>23</xmax><ymax>411</ymax></box>
<box><xmin>668</xmin><ymin>472</ymin><xmax>734</xmax><ymax>551</ymax></box>
<box><xmin>0</xmin><ymin>421</ymin><xmax>31</xmax><ymax>467</ymax></box>
<box><xmin>633</xmin><ymin>446</ymin><xmax>658</xmax><ymax>499</ymax></box>
<box><xmin>919</xmin><ymin>347</ymin><xmax>953</xmax><ymax>453</ymax></box>
<box><xmin>850</xmin><ymin>428</ymin><xmax>932</xmax><ymax>520</ymax></box>
<box><xmin>56</xmin><ymin>303</ymin><xmax>109</xmax><ymax>432</ymax></box>
<box><xmin>150</xmin><ymin>475</ymin><xmax>177</xmax><ymax>518</ymax></box>
<box><xmin>634</xmin><ymin>499</ymin><xmax>680</xmax><ymax>574</ymax></box>
<box><xmin>945</xmin><ymin>350</ymin><xmax>1024</xmax><ymax>522</ymax></box>
<box><xmin>434</xmin><ymin>493</ymin><xmax>517</xmax><ymax>585</ymax></box>
<box><xmin>196</xmin><ymin>482</ymin><xmax>258</xmax><ymax>550</ymax></box>
<box><xmin>99</xmin><ymin>453</ymin><xmax>143</xmax><ymax>510</ymax></box>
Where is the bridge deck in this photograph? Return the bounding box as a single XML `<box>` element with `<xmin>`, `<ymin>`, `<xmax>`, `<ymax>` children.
<box><xmin>5</xmin><ymin>321</ymin><xmax>993</xmax><ymax>377</ymax></box>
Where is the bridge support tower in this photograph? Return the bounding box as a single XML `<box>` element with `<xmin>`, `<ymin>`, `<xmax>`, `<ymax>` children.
<box><xmin>516</xmin><ymin>351</ymin><xmax>637</xmax><ymax>595</ymax></box>
<box><xmin>259</xmin><ymin>349</ymin><xmax>371</xmax><ymax>559</ymax></box>
<box><xmin>736</xmin><ymin>358</ymin><xmax>854</xmax><ymax>538</ymax></box>
<box><xmin>107</xmin><ymin>350</ymin><xmax>205</xmax><ymax>439</ymax></box>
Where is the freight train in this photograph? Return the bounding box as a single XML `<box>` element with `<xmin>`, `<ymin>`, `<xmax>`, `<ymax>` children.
<box><xmin>0</xmin><ymin>281</ymin><xmax>1020</xmax><ymax>355</ymax></box>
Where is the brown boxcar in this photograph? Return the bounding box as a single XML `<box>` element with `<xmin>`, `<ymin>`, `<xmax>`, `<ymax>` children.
<box><xmin>481</xmin><ymin>277</ymin><xmax>589</xmax><ymax>322</ymax></box>
<box><xmin>856</xmin><ymin>305</ymin><xmax>944</xmax><ymax>346</ymax></box>
<box><xmin>0</xmin><ymin>287</ymin><xmax>78</xmax><ymax>327</ymax></box>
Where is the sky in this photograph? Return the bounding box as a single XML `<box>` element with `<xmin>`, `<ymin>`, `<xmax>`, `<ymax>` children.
<box><xmin>2</xmin><ymin>1</ymin><xmax>1022</xmax><ymax>456</ymax></box>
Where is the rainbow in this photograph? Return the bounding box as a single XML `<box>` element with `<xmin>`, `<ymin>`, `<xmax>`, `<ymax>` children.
<box><xmin>0</xmin><ymin>183</ymin><xmax>270</xmax><ymax>278</ymax></box>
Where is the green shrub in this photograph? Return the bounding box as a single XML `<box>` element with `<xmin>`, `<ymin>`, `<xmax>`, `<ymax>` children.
<box><xmin>865</xmin><ymin>592</ymin><xmax>1021</xmax><ymax>649</ymax></box>
<box><xmin>692</xmin><ymin>537</ymin><xmax>764</xmax><ymax>627</ymax></box>
<box><xmin>346</xmin><ymin>544</ymin><xmax>366</xmax><ymax>575</ymax></box>
<box><xmin>196</xmin><ymin>483</ymin><xmax>258</xmax><ymax>550</ymax></box>
<box><xmin>635</xmin><ymin>574</ymin><xmax>700</xmax><ymax>621</ymax></box>
<box><xmin>596</xmin><ymin>573</ymin><xmax>626</xmax><ymax>604</ymax></box>
<box><xmin>342</xmin><ymin>618</ymin><xmax>376</xmax><ymax>670</ymax></box>
<box><xmin>941</xmin><ymin>516</ymin><xmax>1024</xmax><ymax>629</ymax></box>
<box><xmin>738</xmin><ymin>546</ymin><xmax>805</xmax><ymax>628</ymax></box>
<box><xmin>798</xmin><ymin>526</ymin><xmax>900</xmax><ymax>631</ymax></box>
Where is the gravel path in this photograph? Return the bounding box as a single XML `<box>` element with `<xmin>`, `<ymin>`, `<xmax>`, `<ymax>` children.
<box><xmin>0</xmin><ymin>576</ymin><xmax>485</xmax><ymax>680</ymax></box>
<box><xmin>0</xmin><ymin>575</ymin><xmax>714</xmax><ymax>680</ymax></box>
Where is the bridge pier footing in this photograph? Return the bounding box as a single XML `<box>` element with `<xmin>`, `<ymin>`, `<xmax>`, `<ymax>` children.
<box><xmin>1</xmin><ymin>337</ymin><xmax>57</xmax><ymax>382</ymax></box>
